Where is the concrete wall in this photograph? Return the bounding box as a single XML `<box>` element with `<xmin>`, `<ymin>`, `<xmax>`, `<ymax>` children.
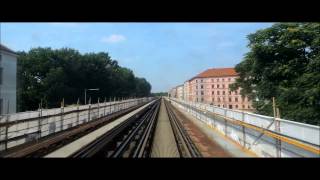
<box><xmin>169</xmin><ymin>97</ymin><xmax>320</xmax><ymax>157</ymax></box>
<box><xmin>0</xmin><ymin>97</ymin><xmax>153</xmax><ymax>151</ymax></box>
<box><xmin>0</xmin><ymin>51</ymin><xmax>17</xmax><ymax>114</ymax></box>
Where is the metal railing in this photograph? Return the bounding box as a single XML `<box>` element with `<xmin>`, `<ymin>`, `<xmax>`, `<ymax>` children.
<box><xmin>169</xmin><ymin>97</ymin><xmax>320</xmax><ymax>157</ymax></box>
<box><xmin>0</xmin><ymin>97</ymin><xmax>154</xmax><ymax>152</ymax></box>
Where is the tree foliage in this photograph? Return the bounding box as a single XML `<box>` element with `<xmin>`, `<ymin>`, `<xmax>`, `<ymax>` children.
<box><xmin>230</xmin><ymin>23</ymin><xmax>320</xmax><ymax>125</ymax></box>
<box><xmin>151</xmin><ymin>92</ymin><xmax>168</xmax><ymax>97</ymax></box>
<box><xmin>17</xmin><ymin>48</ymin><xmax>152</xmax><ymax>111</ymax></box>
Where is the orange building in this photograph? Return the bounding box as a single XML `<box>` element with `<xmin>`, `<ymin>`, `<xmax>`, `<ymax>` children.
<box><xmin>182</xmin><ymin>68</ymin><xmax>253</xmax><ymax>111</ymax></box>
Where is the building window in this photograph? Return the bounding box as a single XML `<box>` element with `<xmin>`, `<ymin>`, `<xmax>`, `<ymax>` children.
<box><xmin>212</xmin><ymin>91</ymin><xmax>214</xmax><ymax>95</ymax></box>
<box><xmin>223</xmin><ymin>104</ymin><xmax>225</xmax><ymax>108</ymax></box>
<box><xmin>218</xmin><ymin>105</ymin><xmax>220</xmax><ymax>107</ymax></box>
<box><xmin>201</xmin><ymin>98</ymin><xmax>204</xmax><ymax>102</ymax></box>
<box><xmin>201</xmin><ymin>79</ymin><xmax>203</xmax><ymax>82</ymax></box>
<box><xmin>201</xmin><ymin>85</ymin><xmax>203</xmax><ymax>89</ymax></box>
<box><xmin>217</xmin><ymin>91</ymin><xmax>220</xmax><ymax>95</ymax></box>
<box><xmin>196</xmin><ymin>98</ymin><xmax>198</xmax><ymax>102</ymax></box>
<box><xmin>222</xmin><ymin>84</ymin><xmax>225</xmax><ymax>88</ymax></box>
<box><xmin>229</xmin><ymin>105</ymin><xmax>233</xmax><ymax>109</ymax></box>
<box><xmin>212</xmin><ymin>85</ymin><xmax>214</xmax><ymax>88</ymax></box>
<box><xmin>229</xmin><ymin>91</ymin><xmax>231</xmax><ymax>95</ymax></box>
<box><xmin>235</xmin><ymin>91</ymin><xmax>238</xmax><ymax>95</ymax></box>
<box><xmin>211</xmin><ymin>79</ymin><xmax>214</xmax><ymax>82</ymax></box>
<box><xmin>222</xmin><ymin>91</ymin><xmax>225</xmax><ymax>95</ymax></box>
<box><xmin>217</xmin><ymin>84</ymin><xmax>220</xmax><ymax>88</ymax></box>
<box><xmin>242</xmin><ymin>105</ymin><xmax>245</xmax><ymax>109</ymax></box>
<box><xmin>212</xmin><ymin>98</ymin><xmax>214</xmax><ymax>102</ymax></box>
<box><xmin>248</xmin><ymin>105</ymin><xmax>250</xmax><ymax>109</ymax></box>
<box><xmin>235</xmin><ymin>97</ymin><xmax>238</xmax><ymax>102</ymax></box>
<box><xmin>229</xmin><ymin>98</ymin><xmax>232</xmax><ymax>102</ymax></box>
<box><xmin>228</xmin><ymin>78</ymin><xmax>231</xmax><ymax>81</ymax></box>
<box><xmin>196</xmin><ymin>80</ymin><xmax>198</xmax><ymax>83</ymax></box>
<box><xmin>222</xmin><ymin>78</ymin><xmax>224</xmax><ymax>81</ymax></box>
<box><xmin>201</xmin><ymin>91</ymin><xmax>204</xmax><ymax>95</ymax></box>
<box><xmin>235</xmin><ymin>105</ymin><xmax>238</xmax><ymax>109</ymax></box>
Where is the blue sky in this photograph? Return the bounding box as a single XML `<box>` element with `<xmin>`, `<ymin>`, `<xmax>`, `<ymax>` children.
<box><xmin>0</xmin><ymin>23</ymin><xmax>273</xmax><ymax>92</ymax></box>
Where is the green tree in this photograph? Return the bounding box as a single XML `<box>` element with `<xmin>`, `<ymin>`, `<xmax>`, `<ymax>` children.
<box><xmin>230</xmin><ymin>23</ymin><xmax>320</xmax><ymax>125</ymax></box>
<box><xmin>151</xmin><ymin>92</ymin><xmax>168</xmax><ymax>97</ymax></box>
<box><xmin>17</xmin><ymin>47</ymin><xmax>152</xmax><ymax>111</ymax></box>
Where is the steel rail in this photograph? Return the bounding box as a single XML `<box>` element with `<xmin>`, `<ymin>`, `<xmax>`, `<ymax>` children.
<box><xmin>1</xmin><ymin>102</ymin><xmax>148</xmax><ymax>158</ymax></box>
<box><xmin>132</xmin><ymin>101</ymin><xmax>160</xmax><ymax>157</ymax></box>
<box><xmin>71</xmin><ymin>99</ymin><xmax>160</xmax><ymax>158</ymax></box>
<box><xmin>164</xmin><ymin>99</ymin><xmax>202</xmax><ymax>157</ymax></box>
<box><xmin>111</xmin><ymin>100</ymin><xmax>160</xmax><ymax>157</ymax></box>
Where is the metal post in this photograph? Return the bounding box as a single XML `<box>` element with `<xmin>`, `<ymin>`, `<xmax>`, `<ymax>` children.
<box><xmin>224</xmin><ymin>109</ymin><xmax>227</xmax><ymax>136</ymax></box>
<box><xmin>276</xmin><ymin>107</ymin><xmax>282</xmax><ymax>157</ymax></box>
<box><xmin>76</xmin><ymin>98</ymin><xmax>80</xmax><ymax>126</ymax></box>
<box><xmin>97</xmin><ymin>97</ymin><xmax>100</xmax><ymax>118</ymax></box>
<box><xmin>109</xmin><ymin>97</ymin><xmax>112</xmax><ymax>114</ymax></box>
<box><xmin>273</xmin><ymin>97</ymin><xmax>281</xmax><ymax>157</ymax></box>
<box><xmin>60</xmin><ymin>98</ymin><xmax>64</xmax><ymax>131</ymax></box>
<box><xmin>242</xmin><ymin>111</ymin><xmax>246</xmax><ymax>148</ymax></box>
<box><xmin>84</xmin><ymin>89</ymin><xmax>87</xmax><ymax>105</ymax></box>
<box><xmin>104</xmin><ymin>97</ymin><xmax>106</xmax><ymax>116</ymax></box>
<box><xmin>38</xmin><ymin>100</ymin><xmax>43</xmax><ymax>138</ymax></box>
<box><xmin>88</xmin><ymin>98</ymin><xmax>91</xmax><ymax>122</ymax></box>
<box><xmin>113</xmin><ymin>97</ymin><xmax>116</xmax><ymax>113</ymax></box>
<box><xmin>4</xmin><ymin>100</ymin><xmax>10</xmax><ymax>150</ymax></box>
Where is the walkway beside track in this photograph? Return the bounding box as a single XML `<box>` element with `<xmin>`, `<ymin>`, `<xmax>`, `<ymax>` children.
<box><xmin>170</xmin><ymin>100</ymin><xmax>255</xmax><ymax>157</ymax></box>
<box><xmin>45</xmin><ymin>100</ymin><xmax>156</xmax><ymax>158</ymax></box>
<box><xmin>151</xmin><ymin>99</ymin><xmax>179</xmax><ymax>157</ymax></box>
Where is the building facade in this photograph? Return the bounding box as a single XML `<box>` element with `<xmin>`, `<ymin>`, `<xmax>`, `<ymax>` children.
<box><xmin>170</xmin><ymin>68</ymin><xmax>253</xmax><ymax>111</ymax></box>
<box><xmin>176</xmin><ymin>85</ymin><xmax>184</xmax><ymax>100</ymax></box>
<box><xmin>168</xmin><ymin>87</ymin><xmax>177</xmax><ymax>98</ymax></box>
<box><xmin>0</xmin><ymin>44</ymin><xmax>18</xmax><ymax>115</ymax></box>
<box><xmin>183</xmin><ymin>81</ymin><xmax>190</xmax><ymax>101</ymax></box>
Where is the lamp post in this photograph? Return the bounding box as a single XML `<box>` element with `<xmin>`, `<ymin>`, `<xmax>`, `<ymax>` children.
<box><xmin>84</xmin><ymin>88</ymin><xmax>99</xmax><ymax>104</ymax></box>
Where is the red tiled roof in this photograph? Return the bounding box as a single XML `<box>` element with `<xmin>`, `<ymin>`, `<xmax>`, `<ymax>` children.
<box><xmin>189</xmin><ymin>68</ymin><xmax>238</xmax><ymax>81</ymax></box>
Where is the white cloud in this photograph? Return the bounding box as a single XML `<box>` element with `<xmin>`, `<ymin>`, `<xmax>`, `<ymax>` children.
<box><xmin>101</xmin><ymin>34</ymin><xmax>126</xmax><ymax>43</ymax></box>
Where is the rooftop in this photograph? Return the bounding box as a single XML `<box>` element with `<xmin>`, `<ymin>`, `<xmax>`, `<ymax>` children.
<box><xmin>0</xmin><ymin>44</ymin><xmax>17</xmax><ymax>55</ymax></box>
<box><xmin>189</xmin><ymin>67</ymin><xmax>238</xmax><ymax>81</ymax></box>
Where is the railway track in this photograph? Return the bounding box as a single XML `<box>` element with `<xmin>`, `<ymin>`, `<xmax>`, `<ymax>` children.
<box><xmin>2</xmin><ymin>97</ymin><xmax>201</xmax><ymax>158</ymax></box>
<box><xmin>1</xmin><ymin>102</ymin><xmax>149</xmax><ymax>158</ymax></box>
<box><xmin>163</xmin><ymin>99</ymin><xmax>202</xmax><ymax>157</ymax></box>
<box><xmin>70</xmin><ymin>99</ymin><xmax>161</xmax><ymax>158</ymax></box>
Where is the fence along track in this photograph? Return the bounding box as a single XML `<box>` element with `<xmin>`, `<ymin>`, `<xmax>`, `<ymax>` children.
<box><xmin>71</xmin><ymin>99</ymin><xmax>161</xmax><ymax>158</ymax></box>
<box><xmin>1</xmin><ymin>102</ymin><xmax>148</xmax><ymax>158</ymax></box>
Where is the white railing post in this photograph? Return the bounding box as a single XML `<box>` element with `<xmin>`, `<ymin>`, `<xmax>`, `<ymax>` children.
<box><xmin>76</xmin><ymin>98</ymin><xmax>80</xmax><ymax>126</ymax></box>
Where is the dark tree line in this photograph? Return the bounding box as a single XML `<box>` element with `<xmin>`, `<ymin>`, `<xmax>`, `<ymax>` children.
<box><xmin>17</xmin><ymin>48</ymin><xmax>151</xmax><ymax>111</ymax></box>
<box><xmin>151</xmin><ymin>92</ymin><xmax>168</xmax><ymax>97</ymax></box>
<box><xmin>230</xmin><ymin>23</ymin><xmax>320</xmax><ymax>125</ymax></box>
